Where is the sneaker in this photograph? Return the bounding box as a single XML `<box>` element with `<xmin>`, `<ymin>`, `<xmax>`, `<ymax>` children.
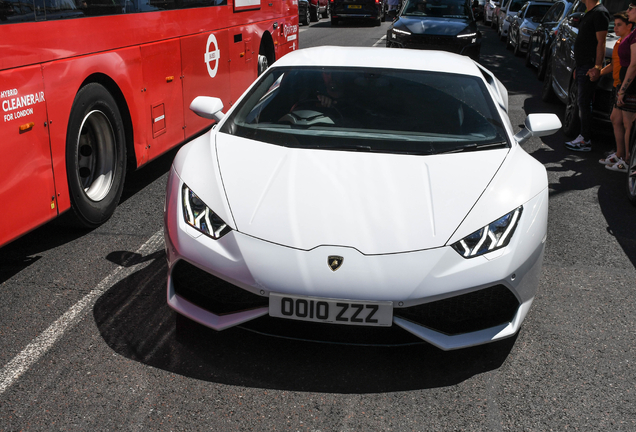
<box><xmin>606</xmin><ymin>158</ymin><xmax>628</xmax><ymax>172</ymax></box>
<box><xmin>599</xmin><ymin>152</ymin><xmax>619</xmax><ymax>165</ymax></box>
<box><xmin>566</xmin><ymin>139</ymin><xmax>592</xmax><ymax>152</ymax></box>
<box><xmin>565</xmin><ymin>134</ymin><xmax>585</xmax><ymax>146</ymax></box>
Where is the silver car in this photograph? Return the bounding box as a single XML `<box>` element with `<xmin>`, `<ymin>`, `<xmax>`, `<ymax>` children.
<box><xmin>508</xmin><ymin>0</ymin><xmax>553</xmax><ymax>56</ymax></box>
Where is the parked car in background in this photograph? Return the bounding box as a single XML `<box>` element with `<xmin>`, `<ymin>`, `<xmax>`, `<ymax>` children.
<box><xmin>507</xmin><ymin>0</ymin><xmax>553</xmax><ymax>56</ymax></box>
<box><xmin>525</xmin><ymin>0</ymin><xmax>576</xmax><ymax>79</ymax></box>
<box><xmin>497</xmin><ymin>0</ymin><xmax>526</xmax><ymax>41</ymax></box>
<box><xmin>299</xmin><ymin>0</ymin><xmax>311</xmax><ymax>25</ymax></box>
<box><xmin>472</xmin><ymin>0</ymin><xmax>486</xmax><ymax>19</ymax></box>
<box><xmin>307</xmin><ymin>0</ymin><xmax>330</xmax><ymax>21</ymax></box>
<box><xmin>331</xmin><ymin>0</ymin><xmax>386</xmax><ymax>25</ymax></box>
<box><xmin>542</xmin><ymin>0</ymin><xmax>630</xmax><ymax>135</ymax></box>
<box><xmin>484</xmin><ymin>0</ymin><xmax>499</xmax><ymax>24</ymax></box>
<box><xmin>387</xmin><ymin>0</ymin><xmax>482</xmax><ymax>61</ymax></box>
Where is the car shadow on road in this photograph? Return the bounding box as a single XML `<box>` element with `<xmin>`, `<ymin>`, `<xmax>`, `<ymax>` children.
<box><xmin>93</xmin><ymin>253</ymin><xmax>517</xmax><ymax>394</ymax></box>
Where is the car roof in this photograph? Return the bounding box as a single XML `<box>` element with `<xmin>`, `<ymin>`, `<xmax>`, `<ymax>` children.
<box><xmin>273</xmin><ymin>46</ymin><xmax>484</xmax><ymax>78</ymax></box>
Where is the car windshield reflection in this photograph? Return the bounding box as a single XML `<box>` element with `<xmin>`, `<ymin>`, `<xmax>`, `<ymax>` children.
<box><xmin>221</xmin><ymin>66</ymin><xmax>509</xmax><ymax>155</ymax></box>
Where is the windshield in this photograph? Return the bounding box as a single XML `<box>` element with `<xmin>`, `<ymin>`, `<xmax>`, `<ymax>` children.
<box><xmin>220</xmin><ymin>67</ymin><xmax>509</xmax><ymax>155</ymax></box>
<box><xmin>508</xmin><ymin>0</ymin><xmax>524</xmax><ymax>12</ymax></box>
<box><xmin>402</xmin><ymin>0</ymin><xmax>471</xmax><ymax>18</ymax></box>
<box><xmin>526</xmin><ymin>4</ymin><xmax>550</xmax><ymax>18</ymax></box>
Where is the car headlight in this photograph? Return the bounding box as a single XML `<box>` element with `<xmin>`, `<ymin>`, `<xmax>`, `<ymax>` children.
<box><xmin>521</xmin><ymin>27</ymin><xmax>533</xmax><ymax>36</ymax></box>
<box><xmin>392</xmin><ymin>28</ymin><xmax>412</xmax><ymax>38</ymax></box>
<box><xmin>451</xmin><ymin>206</ymin><xmax>523</xmax><ymax>258</ymax></box>
<box><xmin>182</xmin><ymin>184</ymin><xmax>231</xmax><ymax>239</ymax></box>
<box><xmin>457</xmin><ymin>31</ymin><xmax>478</xmax><ymax>38</ymax></box>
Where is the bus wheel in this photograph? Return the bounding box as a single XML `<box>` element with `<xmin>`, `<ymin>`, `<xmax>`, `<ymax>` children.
<box><xmin>66</xmin><ymin>83</ymin><xmax>127</xmax><ymax>228</ymax></box>
<box><xmin>258</xmin><ymin>54</ymin><xmax>269</xmax><ymax>76</ymax></box>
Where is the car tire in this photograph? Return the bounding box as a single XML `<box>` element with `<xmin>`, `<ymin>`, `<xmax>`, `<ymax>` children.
<box><xmin>537</xmin><ymin>49</ymin><xmax>548</xmax><ymax>81</ymax></box>
<box><xmin>331</xmin><ymin>16</ymin><xmax>339</xmax><ymax>25</ymax></box>
<box><xmin>563</xmin><ymin>79</ymin><xmax>581</xmax><ymax>137</ymax></box>
<box><xmin>322</xmin><ymin>5</ymin><xmax>329</xmax><ymax>18</ymax></box>
<box><xmin>627</xmin><ymin>140</ymin><xmax>636</xmax><ymax>206</ymax></box>
<box><xmin>381</xmin><ymin>5</ymin><xmax>386</xmax><ymax>21</ymax></box>
<box><xmin>514</xmin><ymin>35</ymin><xmax>522</xmax><ymax>57</ymax></box>
<box><xmin>541</xmin><ymin>60</ymin><xmax>557</xmax><ymax>103</ymax></box>
<box><xmin>310</xmin><ymin>5</ymin><xmax>319</xmax><ymax>21</ymax></box>
<box><xmin>525</xmin><ymin>41</ymin><xmax>533</xmax><ymax>67</ymax></box>
<box><xmin>66</xmin><ymin>83</ymin><xmax>127</xmax><ymax>228</ymax></box>
<box><xmin>301</xmin><ymin>6</ymin><xmax>310</xmax><ymax>25</ymax></box>
<box><xmin>506</xmin><ymin>33</ymin><xmax>513</xmax><ymax>49</ymax></box>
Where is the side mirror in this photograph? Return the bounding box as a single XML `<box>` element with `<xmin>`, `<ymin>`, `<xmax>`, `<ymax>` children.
<box><xmin>568</xmin><ymin>12</ymin><xmax>583</xmax><ymax>28</ymax></box>
<box><xmin>190</xmin><ymin>96</ymin><xmax>225</xmax><ymax>122</ymax></box>
<box><xmin>514</xmin><ymin>113</ymin><xmax>562</xmax><ymax>144</ymax></box>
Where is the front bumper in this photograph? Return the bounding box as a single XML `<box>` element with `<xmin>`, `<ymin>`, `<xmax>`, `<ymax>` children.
<box><xmin>165</xmin><ymin>166</ymin><xmax>548</xmax><ymax>350</ymax></box>
<box><xmin>388</xmin><ymin>33</ymin><xmax>481</xmax><ymax>61</ymax></box>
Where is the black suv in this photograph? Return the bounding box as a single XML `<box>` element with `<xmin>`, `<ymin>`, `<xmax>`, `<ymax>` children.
<box><xmin>542</xmin><ymin>0</ymin><xmax>630</xmax><ymax>135</ymax></box>
<box><xmin>330</xmin><ymin>0</ymin><xmax>387</xmax><ymax>25</ymax></box>
<box><xmin>386</xmin><ymin>0</ymin><xmax>481</xmax><ymax>61</ymax></box>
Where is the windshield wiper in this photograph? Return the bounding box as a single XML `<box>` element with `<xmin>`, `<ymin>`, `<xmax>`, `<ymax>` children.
<box><xmin>437</xmin><ymin>141</ymin><xmax>508</xmax><ymax>154</ymax></box>
<box><xmin>321</xmin><ymin>144</ymin><xmax>373</xmax><ymax>152</ymax></box>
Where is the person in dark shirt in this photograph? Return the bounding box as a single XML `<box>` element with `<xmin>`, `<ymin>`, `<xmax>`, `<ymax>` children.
<box><xmin>565</xmin><ymin>0</ymin><xmax>610</xmax><ymax>152</ymax></box>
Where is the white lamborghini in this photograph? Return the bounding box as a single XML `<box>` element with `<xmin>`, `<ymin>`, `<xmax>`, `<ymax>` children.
<box><xmin>164</xmin><ymin>46</ymin><xmax>561</xmax><ymax>350</ymax></box>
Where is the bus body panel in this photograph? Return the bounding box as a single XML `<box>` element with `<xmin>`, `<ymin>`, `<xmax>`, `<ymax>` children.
<box><xmin>140</xmin><ymin>39</ymin><xmax>186</xmax><ymax>161</ymax></box>
<box><xmin>180</xmin><ymin>30</ymin><xmax>230</xmax><ymax>138</ymax></box>
<box><xmin>0</xmin><ymin>2</ymin><xmax>298</xmax><ymax>248</ymax></box>
<box><xmin>41</xmin><ymin>47</ymin><xmax>147</xmax><ymax>215</ymax></box>
<box><xmin>0</xmin><ymin>65</ymin><xmax>57</xmax><ymax>247</ymax></box>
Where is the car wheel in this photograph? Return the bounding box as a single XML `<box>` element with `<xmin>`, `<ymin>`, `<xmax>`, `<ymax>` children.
<box><xmin>541</xmin><ymin>60</ymin><xmax>557</xmax><ymax>103</ymax></box>
<box><xmin>301</xmin><ymin>6</ymin><xmax>310</xmax><ymax>25</ymax></box>
<box><xmin>537</xmin><ymin>49</ymin><xmax>548</xmax><ymax>81</ymax></box>
<box><xmin>525</xmin><ymin>41</ymin><xmax>533</xmax><ymax>67</ymax></box>
<box><xmin>627</xmin><ymin>141</ymin><xmax>636</xmax><ymax>206</ymax></box>
<box><xmin>66</xmin><ymin>83</ymin><xmax>127</xmax><ymax>228</ymax></box>
<box><xmin>310</xmin><ymin>5</ymin><xmax>319</xmax><ymax>21</ymax></box>
<box><xmin>506</xmin><ymin>33</ymin><xmax>513</xmax><ymax>49</ymax></box>
<box><xmin>514</xmin><ymin>35</ymin><xmax>521</xmax><ymax>56</ymax></box>
<box><xmin>563</xmin><ymin>79</ymin><xmax>580</xmax><ymax>137</ymax></box>
<box><xmin>322</xmin><ymin>5</ymin><xmax>329</xmax><ymax>18</ymax></box>
<box><xmin>331</xmin><ymin>16</ymin><xmax>339</xmax><ymax>25</ymax></box>
<box><xmin>381</xmin><ymin>4</ymin><xmax>386</xmax><ymax>21</ymax></box>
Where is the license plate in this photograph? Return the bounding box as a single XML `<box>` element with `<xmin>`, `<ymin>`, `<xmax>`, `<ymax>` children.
<box><xmin>269</xmin><ymin>293</ymin><xmax>393</xmax><ymax>327</ymax></box>
<box><xmin>347</xmin><ymin>4</ymin><xmax>362</xmax><ymax>8</ymax></box>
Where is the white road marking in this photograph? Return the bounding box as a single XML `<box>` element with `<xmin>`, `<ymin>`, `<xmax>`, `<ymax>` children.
<box><xmin>0</xmin><ymin>230</ymin><xmax>165</xmax><ymax>395</ymax></box>
<box><xmin>373</xmin><ymin>35</ymin><xmax>387</xmax><ymax>47</ymax></box>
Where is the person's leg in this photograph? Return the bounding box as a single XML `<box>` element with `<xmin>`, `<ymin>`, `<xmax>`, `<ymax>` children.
<box><xmin>622</xmin><ymin>109</ymin><xmax>636</xmax><ymax>161</ymax></box>
<box><xmin>577</xmin><ymin>65</ymin><xmax>598</xmax><ymax>143</ymax></box>
<box><xmin>611</xmin><ymin>107</ymin><xmax>625</xmax><ymax>158</ymax></box>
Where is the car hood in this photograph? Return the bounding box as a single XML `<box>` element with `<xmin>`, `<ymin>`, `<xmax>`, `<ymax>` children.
<box><xmin>395</xmin><ymin>16</ymin><xmax>473</xmax><ymax>36</ymax></box>
<box><xmin>216</xmin><ymin>134</ymin><xmax>508</xmax><ymax>254</ymax></box>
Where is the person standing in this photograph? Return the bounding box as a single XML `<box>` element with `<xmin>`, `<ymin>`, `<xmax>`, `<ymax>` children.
<box><xmin>564</xmin><ymin>0</ymin><xmax>611</xmax><ymax>152</ymax></box>
<box><xmin>599</xmin><ymin>11</ymin><xmax>633</xmax><ymax>170</ymax></box>
<box><xmin>611</xmin><ymin>3</ymin><xmax>636</xmax><ymax>171</ymax></box>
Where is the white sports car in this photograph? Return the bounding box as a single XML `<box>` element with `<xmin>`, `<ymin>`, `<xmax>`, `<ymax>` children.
<box><xmin>164</xmin><ymin>46</ymin><xmax>560</xmax><ymax>350</ymax></box>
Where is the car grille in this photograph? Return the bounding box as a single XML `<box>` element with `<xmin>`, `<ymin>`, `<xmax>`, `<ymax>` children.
<box><xmin>394</xmin><ymin>285</ymin><xmax>520</xmax><ymax>335</ymax></box>
<box><xmin>172</xmin><ymin>260</ymin><xmax>268</xmax><ymax>315</ymax></box>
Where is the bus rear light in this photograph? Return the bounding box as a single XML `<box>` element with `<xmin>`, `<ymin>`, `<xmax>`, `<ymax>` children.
<box><xmin>19</xmin><ymin>122</ymin><xmax>34</xmax><ymax>133</ymax></box>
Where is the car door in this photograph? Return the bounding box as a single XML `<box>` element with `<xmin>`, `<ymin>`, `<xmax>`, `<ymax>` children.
<box><xmin>551</xmin><ymin>0</ymin><xmax>585</xmax><ymax>95</ymax></box>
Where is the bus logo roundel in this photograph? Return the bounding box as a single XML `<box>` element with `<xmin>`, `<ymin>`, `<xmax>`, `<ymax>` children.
<box><xmin>205</xmin><ymin>34</ymin><xmax>221</xmax><ymax>78</ymax></box>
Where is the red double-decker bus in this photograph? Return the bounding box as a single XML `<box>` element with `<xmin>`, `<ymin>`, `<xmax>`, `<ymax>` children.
<box><xmin>0</xmin><ymin>0</ymin><xmax>298</xmax><ymax>247</ymax></box>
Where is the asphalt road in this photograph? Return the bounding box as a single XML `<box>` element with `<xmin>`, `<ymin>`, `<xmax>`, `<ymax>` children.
<box><xmin>1</xmin><ymin>19</ymin><xmax>636</xmax><ymax>431</ymax></box>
